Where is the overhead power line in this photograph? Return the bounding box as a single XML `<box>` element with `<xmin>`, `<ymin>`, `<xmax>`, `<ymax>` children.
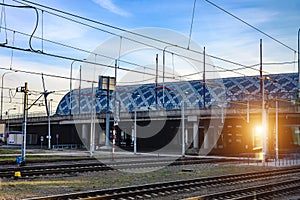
<box><xmin>12</xmin><ymin>0</ymin><xmax>297</xmax><ymax>85</ymax></box>
<box><xmin>187</xmin><ymin>0</ymin><xmax>197</xmax><ymax>49</ymax></box>
<box><xmin>1</xmin><ymin>1</ymin><xmax>297</xmax><ymax>83</ymax></box>
<box><xmin>5</xmin><ymin>0</ymin><xmax>266</xmax><ymax>80</ymax></box>
<box><xmin>0</xmin><ymin>2</ymin><xmax>40</xmax><ymax>52</ymax></box>
<box><xmin>204</xmin><ymin>0</ymin><xmax>297</xmax><ymax>53</ymax></box>
<box><xmin>0</xmin><ymin>24</ymin><xmax>252</xmax><ymax>79</ymax></box>
<box><xmin>13</xmin><ymin>0</ymin><xmax>263</xmax><ymax>72</ymax></box>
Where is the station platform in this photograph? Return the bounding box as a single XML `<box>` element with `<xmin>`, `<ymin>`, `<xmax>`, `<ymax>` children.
<box><xmin>1</xmin><ymin>146</ymin><xmax>299</xmax><ymax>168</ymax></box>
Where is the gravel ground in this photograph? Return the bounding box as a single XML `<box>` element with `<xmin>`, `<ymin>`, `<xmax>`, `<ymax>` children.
<box><xmin>0</xmin><ymin>162</ymin><xmax>279</xmax><ymax>200</ymax></box>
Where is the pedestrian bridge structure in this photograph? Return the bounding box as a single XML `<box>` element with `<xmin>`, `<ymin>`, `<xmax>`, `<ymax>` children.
<box><xmin>3</xmin><ymin>73</ymin><xmax>300</xmax><ymax>155</ymax></box>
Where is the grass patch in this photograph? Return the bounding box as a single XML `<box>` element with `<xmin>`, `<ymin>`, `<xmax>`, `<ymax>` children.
<box><xmin>0</xmin><ymin>155</ymin><xmax>91</xmax><ymax>164</ymax></box>
<box><xmin>0</xmin><ymin>160</ymin><xmax>276</xmax><ymax>199</ymax></box>
<box><xmin>0</xmin><ymin>149</ymin><xmax>20</xmax><ymax>154</ymax></box>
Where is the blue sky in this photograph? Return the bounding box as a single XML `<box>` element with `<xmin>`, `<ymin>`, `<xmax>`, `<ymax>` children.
<box><xmin>0</xmin><ymin>0</ymin><xmax>299</xmax><ymax>113</ymax></box>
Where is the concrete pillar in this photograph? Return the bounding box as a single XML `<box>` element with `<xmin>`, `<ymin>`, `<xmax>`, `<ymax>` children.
<box><xmin>193</xmin><ymin>122</ymin><xmax>199</xmax><ymax>149</ymax></box>
<box><xmin>131</xmin><ymin>126</ymin><xmax>134</xmax><ymax>143</ymax></box>
<box><xmin>185</xmin><ymin>128</ymin><xmax>188</xmax><ymax>144</ymax></box>
<box><xmin>203</xmin><ymin>127</ymin><xmax>209</xmax><ymax>149</ymax></box>
<box><xmin>121</xmin><ymin>130</ymin><xmax>124</xmax><ymax>143</ymax></box>
<box><xmin>82</xmin><ymin>124</ymin><xmax>89</xmax><ymax>147</ymax></box>
<box><xmin>214</xmin><ymin>127</ymin><xmax>221</xmax><ymax>149</ymax></box>
<box><xmin>101</xmin><ymin>130</ymin><xmax>106</xmax><ymax>145</ymax></box>
<box><xmin>94</xmin><ymin>129</ymin><xmax>99</xmax><ymax>149</ymax></box>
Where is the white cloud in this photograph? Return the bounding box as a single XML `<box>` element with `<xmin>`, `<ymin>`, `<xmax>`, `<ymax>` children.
<box><xmin>0</xmin><ymin>55</ymin><xmax>71</xmax><ymax>114</ymax></box>
<box><xmin>92</xmin><ymin>0</ymin><xmax>131</xmax><ymax>17</ymax></box>
<box><xmin>43</xmin><ymin>18</ymin><xmax>87</xmax><ymax>41</ymax></box>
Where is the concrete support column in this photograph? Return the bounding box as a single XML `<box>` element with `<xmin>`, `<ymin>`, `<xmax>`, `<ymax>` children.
<box><xmin>82</xmin><ymin>124</ymin><xmax>89</xmax><ymax>147</ymax></box>
<box><xmin>193</xmin><ymin>122</ymin><xmax>199</xmax><ymax>149</ymax></box>
<box><xmin>100</xmin><ymin>130</ymin><xmax>105</xmax><ymax>145</ymax></box>
<box><xmin>131</xmin><ymin>126</ymin><xmax>134</xmax><ymax>144</ymax></box>
<box><xmin>203</xmin><ymin>127</ymin><xmax>209</xmax><ymax>149</ymax></box>
<box><xmin>214</xmin><ymin>128</ymin><xmax>220</xmax><ymax>149</ymax></box>
<box><xmin>121</xmin><ymin>130</ymin><xmax>124</xmax><ymax>143</ymax></box>
<box><xmin>185</xmin><ymin>128</ymin><xmax>188</xmax><ymax>144</ymax></box>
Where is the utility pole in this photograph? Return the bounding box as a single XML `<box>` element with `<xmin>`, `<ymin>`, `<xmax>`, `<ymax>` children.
<box><xmin>22</xmin><ymin>83</ymin><xmax>28</xmax><ymax>163</ymax></box>
<box><xmin>112</xmin><ymin>60</ymin><xmax>118</xmax><ymax>160</ymax></box>
<box><xmin>275</xmin><ymin>98</ymin><xmax>278</xmax><ymax>162</ymax></box>
<box><xmin>42</xmin><ymin>74</ymin><xmax>54</xmax><ymax>149</ymax></box>
<box><xmin>105</xmin><ymin>78</ymin><xmax>110</xmax><ymax>147</ymax></box>
<box><xmin>203</xmin><ymin>47</ymin><xmax>206</xmax><ymax>108</ymax></box>
<box><xmin>155</xmin><ymin>54</ymin><xmax>158</xmax><ymax>109</ymax></box>
<box><xmin>297</xmin><ymin>28</ymin><xmax>300</xmax><ymax>111</ymax></box>
<box><xmin>134</xmin><ymin>108</ymin><xmax>137</xmax><ymax>154</ymax></box>
<box><xmin>90</xmin><ymin>83</ymin><xmax>95</xmax><ymax>157</ymax></box>
<box><xmin>181</xmin><ymin>99</ymin><xmax>185</xmax><ymax>157</ymax></box>
<box><xmin>260</xmin><ymin>39</ymin><xmax>268</xmax><ymax>165</ymax></box>
<box><xmin>17</xmin><ymin>82</ymin><xmax>28</xmax><ymax>165</ymax></box>
<box><xmin>79</xmin><ymin>65</ymin><xmax>82</xmax><ymax>114</ymax></box>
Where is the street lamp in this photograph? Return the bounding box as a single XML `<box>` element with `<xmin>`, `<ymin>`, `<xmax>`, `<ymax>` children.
<box><xmin>1</xmin><ymin>71</ymin><xmax>13</xmax><ymax>119</ymax></box>
<box><xmin>6</xmin><ymin>107</ymin><xmax>16</xmax><ymax>133</ymax></box>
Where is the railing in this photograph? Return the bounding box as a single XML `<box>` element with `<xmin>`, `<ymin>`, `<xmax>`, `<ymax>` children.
<box><xmin>2</xmin><ymin>112</ymin><xmax>49</xmax><ymax>120</ymax></box>
<box><xmin>2</xmin><ymin>105</ymin><xmax>300</xmax><ymax>123</ymax></box>
<box><xmin>52</xmin><ymin>144</ymin><xmax>82</xmax><ymax>150</ymax></box>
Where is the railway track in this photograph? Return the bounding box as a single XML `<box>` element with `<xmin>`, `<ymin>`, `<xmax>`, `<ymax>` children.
<box><xmin>24</xmin><ymin>166</ymin><xmax>300</xmax><ymax>200</ymax></box>
<box><xmin>186</xmin><ymin>179</ymin><xmax>300</xmax><ymax>199</ymax></box>
<box><xmin>0</xmin><ymin>157</ymin><xmax>228</xmax><ymax>178</ymax></box>
<box><xmin>0</xmin><ymin>162</ymin><xmax>112</xmax><ymax>178</ymax></box>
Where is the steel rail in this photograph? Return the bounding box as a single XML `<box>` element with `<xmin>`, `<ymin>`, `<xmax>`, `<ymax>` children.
<box><xmin>24</xmin><ymin>166</ymin><xmax>300</xmax><ymax>200</ymax></box>
<box><xmin>0</xmin><ymin>158</ymin><xmax>226</xmax><ymax>178</ymax></box>
<box><xmin>188</xmin><ymin>178</ymin><xmax>300</xmax><ymax>199</ymax></box>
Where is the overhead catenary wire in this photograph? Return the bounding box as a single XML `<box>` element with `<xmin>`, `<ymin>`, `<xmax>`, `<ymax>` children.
<box><xmin>0</xmin><ymin>24</ymin><xmax>180</xmax><ymax>79</ymax></box>
<box><xmin>0</xmin><ymin>2</ymin><xmax>296</xmax><ymax>120</ymax></box>
<box><xmin>1</xmin><ymin>64</ymin><xmax>296</xmax><ymax>113</ymax></box>
<box><xmin>0</xmin><ymin>2</ymin><xmax>41</xmax><ymax>52</ymax></box>
<box><xmin>187</xmin><ymin>0</ymin><xmax>197</xmax><ymax>49</ymax></box>
<box><xmin>204</xmin><ymin>0</ymin><xmax>297</xmax><ymax>53</ymax></box>
<box><xmin>2</xmin><ymin>1</ymin><xmax>293</xmax><ymax>82</ymax></box>
<box><xmin>0</xmin><ymin>0</ymin><xmax>296</xmax><ymax>90</ymax></box>
<box><xmin>11</xmin><ymin>0</ymin><xmax>269</xmax><ymax>74</ymax></box>
<box><xmin>1</xmin><ymin>39</ymin><xmax>298</xmax><ymax>107</ymax></box>
<box><xmin>0</xmin><ymin>44</ymin><xmax>160</xmax><ymax>80</ymax></box>
<box><xmin>0</xmin><ymin>24</ymin><xmax>297</xmax><ymax>103</ymax></box>
<box><xmin>1</xmin><ymin>22</ymin><xmax>296</xmax><ymax>83</ymax></box>
<box><xmin>0</xmin><ymin>23</ymin><xmax>265</xmax><ymax>80</ymax></box>
<box><xmin>0</xmin><ymin>1</ymin><xmax>296</xmax><ymax>102</ymax></box>
<box><xmin>0</xmin><ymin>0</ymin><xmax>8</xmax><ymax>44</ymax></box>
<box><xmin>0</xmin><ymin>24</ymin><xmax>247</xmax><ymax>81</ymax></box>
<box><xmin>15</xmin><ymin>0</ymin><xmax>298</xmax><ymax>78</ymax></box>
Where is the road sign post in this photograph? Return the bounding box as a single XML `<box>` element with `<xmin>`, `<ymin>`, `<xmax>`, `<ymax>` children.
<box><xmin>40</xmin><ymin>136</ymin><xmax>44</xmax><ymax>149</ymax></box>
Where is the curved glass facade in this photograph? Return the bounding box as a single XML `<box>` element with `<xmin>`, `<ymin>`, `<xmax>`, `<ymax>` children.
<box><xmin>55</xmin><ymin>73</ymin><xmax>298</xmax><ymax>115</ymax></box>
